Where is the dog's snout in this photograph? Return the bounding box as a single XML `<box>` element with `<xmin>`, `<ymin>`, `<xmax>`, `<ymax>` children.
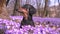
<box><xmin>16</xmin><ymin>9</ymin><xmax>23</xmax><ymax>13</ymax></box>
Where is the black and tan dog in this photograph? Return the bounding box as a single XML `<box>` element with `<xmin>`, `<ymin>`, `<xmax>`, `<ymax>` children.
<box><xmin>17</xmin><ymin>4</ymin><xmax>36</xmax><ymax>28</ymax></box>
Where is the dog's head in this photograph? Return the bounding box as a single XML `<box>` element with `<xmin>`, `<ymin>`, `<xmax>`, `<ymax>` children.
<box><xmin>16</xmin><ymin>4</ymin><xmax>36</xmax><ymax>15</ymax></box>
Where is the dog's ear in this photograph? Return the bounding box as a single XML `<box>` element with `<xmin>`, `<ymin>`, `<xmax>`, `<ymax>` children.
<box><xmin>29</xmin><ymin>8</ymin><xmax>36</xmax><ymax>15</ymax></box>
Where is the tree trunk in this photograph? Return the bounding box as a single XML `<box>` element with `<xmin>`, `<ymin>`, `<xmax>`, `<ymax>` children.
<box><xmin>37</xmin><ymin>0</ymin><xmax>41</xmax><ymax>17</ymax></box>
<box><xmin>58</xmin><ymin>0</ymin><xmax>60</xmax><ymax>5</ymax></box>
<box><xmin>36</xmin><ymin>0</ymin><xmax>40</xmax><ymax>16</ymax></box>
<box><xmin>12</xmin><ymin>0</ymin><xmax>20</xmax><ymax>16</ymax></box>
<box><xmin>44</xmin><ymin>0</ymin><xmax>48</xmax><ymax>17</ymax></box>
<box><xmin>6</xmin><ymin>0</ymin><xmax>10</xmax><ymax>6</ymax></box>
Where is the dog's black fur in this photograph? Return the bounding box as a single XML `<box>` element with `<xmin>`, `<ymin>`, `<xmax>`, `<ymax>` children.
<box><xmin>19</xmin><ymin>4</ymin><xmax>36</xmax><ymax>28</ymax></box>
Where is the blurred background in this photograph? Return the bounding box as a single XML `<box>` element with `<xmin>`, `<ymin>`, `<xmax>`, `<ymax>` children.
<box><xmin>0</xmin><ymin>0</ymin><xmax>59</xmax><ymax>34</ymax></box>
<box><xmin>6</xmin><ymin>0</ymin><xmax>60</xmax><ymax>18</ymax></box>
